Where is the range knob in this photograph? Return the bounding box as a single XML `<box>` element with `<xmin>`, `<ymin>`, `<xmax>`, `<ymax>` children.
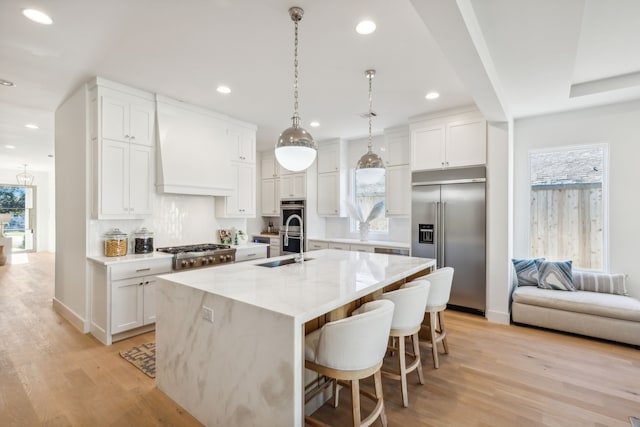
<box><xmin>219</xmin><ymin>255</ymin><xmax>226</xmax><ymax>262</ymax></box>
<box><xmin>189</xmin><ymin>259</ymin><xmax>197</xmax><ymax>266</ymax></box>
<box><xmin>202</xmin><ymin>258</ymin><xmax>209</xmax><ymax>265</ymax></box>
<box><xmin>226</xmin><ymin>255</ymin><xmax>233</xmax><ymax>261</ymax></box>
<box><xmin>181</xmin><ymin>260</ymin><xmax>188</xmax><ymax>267</ymax></box>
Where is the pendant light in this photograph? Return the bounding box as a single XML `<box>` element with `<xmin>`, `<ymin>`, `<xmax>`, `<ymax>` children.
<box><xmin>355</xmin><ymin>69</ymin><xmax>385</xmax><ymax>184</ymax></box>
<box><xmin>275</xmin><ymin>6</ymin><xmax>317</xmax><ymax>172</ymax></box>
<box><xmin>16</xmin><ymin>164</ymin><xmax>34</xmax><ymax>186</ymax></box>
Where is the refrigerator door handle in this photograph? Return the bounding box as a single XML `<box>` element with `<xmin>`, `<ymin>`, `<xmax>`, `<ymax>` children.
<box><xmin>441</xmin><ymin>201</ymin><xmax>446</xmax><ymax>267</ymax></box>
<box><xmin>434</xmin><ymin>201</ymin><xmax>440</xmax><ymax>268</ymax></box>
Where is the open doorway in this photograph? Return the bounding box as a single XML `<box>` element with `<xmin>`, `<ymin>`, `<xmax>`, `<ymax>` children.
<box><xmin>0</xmin><ymin>184</ymin><xmax>36</xmax><ymax>252</ymax></box>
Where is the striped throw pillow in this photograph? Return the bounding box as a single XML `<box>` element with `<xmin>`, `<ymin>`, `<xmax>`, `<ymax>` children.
<box><xmin>512</xmin><ymin>258</ymin><xmax>545</xmax><ymax>286</ymax></box>
<box><xmin>535</xmin><ymin>259</ymin><xmax>575</xmax><ymax>291</ymax></box>
<box><xmin>573</xmin><ymin>270</ymin><xmax>627</xmax><ymax>295</ymax></box>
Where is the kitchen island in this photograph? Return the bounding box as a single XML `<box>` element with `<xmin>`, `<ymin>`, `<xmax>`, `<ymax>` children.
<box><xmin>155</xmin><ymin>249</ymin><xmax>435</xmax><ymax>426</ymax></box>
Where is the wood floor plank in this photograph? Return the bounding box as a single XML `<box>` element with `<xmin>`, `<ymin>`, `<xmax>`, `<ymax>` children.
<box><xmin>1</xmin><ymin>252</ymin><xmax>639</xmax><ymax>426</ymax></box>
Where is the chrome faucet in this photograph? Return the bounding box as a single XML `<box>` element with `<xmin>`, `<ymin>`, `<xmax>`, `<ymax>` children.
<box><xmin>284</xmin><ymin>214</ymin><xmax>304</xmax><ymax>263</ymax></box>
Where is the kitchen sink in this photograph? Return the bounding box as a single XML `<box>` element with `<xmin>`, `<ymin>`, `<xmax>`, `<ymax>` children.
<box><xmin>256</xmin><ymin>257</ymin><xmax>313</xmax><ymax>268</ymax></box>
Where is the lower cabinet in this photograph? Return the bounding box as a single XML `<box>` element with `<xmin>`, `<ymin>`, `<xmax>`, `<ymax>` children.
<box><xmin>235</xmin><ymin>245</ymin><xmax>268</xmax><ymax>262</ymax></box>
<box><xmin>90</xmin><ymin>257</ymin><xmax>172</xmax><ymax>345</ymax></box>
<box><xmin>307</xmin><ymin>240</ymin><xmax>329</xmax><ymax>251</ymax></box>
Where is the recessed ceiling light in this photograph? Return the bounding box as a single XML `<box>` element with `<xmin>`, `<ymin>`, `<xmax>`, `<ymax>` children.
<box><xmin>22</xmin><ymin>9</ymin><xmax>53</xmax><ymax>25</ymax></box>
<box><xmin>216</xmin><ymin>85</ymin><xmax>231</xmax><ymax>94</ymax></box>
<box><xmin>356</xmin><ymin>20</ymin><xmax>376</xmax><ymax>35</ymax></box>
<box><xmin>0</xmin><ymin>79</ymin><xmax>16</xmax><ymax>87</ymax></box>
<box><xmin>309</xmin><ymin>121</ymin><xmax>320</xmax><ymax>127</ymax></box>
<box><xmin>5</xmin><ymin>145</ymin><xmax>16</xmax><ymax>149</ymax></box>
<box><xmin>25</xmin><ymin>124</ymin><xmax>39</xmax><ymax>129</ymax></box>
<box><xmin>425</xmin><ymin>91</ymin><xmax>440</xmax><ymax>100</ymax></box>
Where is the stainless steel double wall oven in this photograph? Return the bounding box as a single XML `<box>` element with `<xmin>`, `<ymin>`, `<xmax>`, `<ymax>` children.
<box><xmin>280</xmin><ymin>199</ymin><xmax>306</xmax><ymax>254</ymax></box>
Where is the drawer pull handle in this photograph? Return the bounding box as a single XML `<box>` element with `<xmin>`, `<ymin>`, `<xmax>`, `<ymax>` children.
<box><xmin>247</xmin><ymin>253</ymin><xmax>256</xmax><ymax>257</ymax></box>
<box><xmin>136</xmin><ymin>268</ymin><xmax>151</xmax><ymax>272</ymax></box>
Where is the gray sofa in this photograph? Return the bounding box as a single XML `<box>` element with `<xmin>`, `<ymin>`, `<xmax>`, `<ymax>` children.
<box><xmin>511</xmin><ymin>270</ymin><xmax>640</xmax><ymax>346</ymax></box>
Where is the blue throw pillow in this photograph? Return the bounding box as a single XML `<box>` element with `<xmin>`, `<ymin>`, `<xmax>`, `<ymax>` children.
<box><xmin>512</xmin><ymin>258</ymin><xmax>545</xmax><ymax>286</ymax></box>
<box><xmin>535</xmin><ymin>259</ymin><xmax>575</xmax><ymax>291</ymax></box>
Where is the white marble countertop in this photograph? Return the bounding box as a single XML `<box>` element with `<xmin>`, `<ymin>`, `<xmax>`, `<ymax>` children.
<box><xmin>87</xmin><ymin>251</ymin><xmax>173</xmax><ymax>266</ymax></box>
<box><xmin>306</xmin><ymin>237</ymin><xmax>409</xmax><ymax>249</ymax></box>
<box><xmin>157</xmin><ymin>249</ymin><xmax>434</xmax><ymax>323</ymax></box>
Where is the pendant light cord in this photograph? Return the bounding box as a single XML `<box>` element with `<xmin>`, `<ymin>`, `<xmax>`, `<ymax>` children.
<box><xmin>368</xmin><ymin>73</ymin><xmax>373</xmax><ymax>153</ymax></box>
<box><xmin>293</xmin><ymin>16</ymin><xmax>300</xmax><ymax>124</ymax></box>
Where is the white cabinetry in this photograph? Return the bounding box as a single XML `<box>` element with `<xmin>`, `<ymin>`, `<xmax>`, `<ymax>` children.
<box><xmin>261</xmin><ymin>178</ymin><xmax>280</xmax><ymax>217</ymax></box>
<box><xmin>280</xmin><ymin>173</ymin><xmax>306</xmax><ymax>199</ymax></box>
<box><xmin>235</xmin><ymin>245</ymin><xmax>268</xmax><ymax>263</ymax></box>
<box><xmin>349</xmin><ymin>244</ymin><xmax>375</xmax><ymax>253</ymax></box>
<box><xmin>90</xmin><ymin>256</ymin><xmax>172</xmax><ymax>345</ymax></box>
<box><xmin>317</xmin><ymin>139</ymin><xmax>347</xmax><ymax>217</ymax></box>
<box><xmin>216</xmin><ymin>124</ymin><xmax>257</xmax><ymax>218</ymax></box>
<box><xmin>261</xmin><ymin>151</ymin><xmax>280</xmax><ymax>179</ymax></box>
<box><xmin>307</xmin><ymin>240</ymin><xmax>329</xmax><ymax>251</ymax></box>
<box><xmin>410</xmin><ymin>111</ymin><xmax>486</xmax><ymax>171</ymax></box>
<box><xmin>90</xmin><ymin>82</ymin><xmax>155</xmax><ymax>219</ymax></box>
<box><xmin>383</xmin><ymin>126</ymin><xmax>411</xmax><ymax>217</ymax></box>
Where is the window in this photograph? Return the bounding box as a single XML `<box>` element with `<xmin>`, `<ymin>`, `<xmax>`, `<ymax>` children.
<box><xmin>529</xmin><ymin>145</ymin><xmax>606</xmax><ymax>270</ymax></box>
<box><xmin>352</xmin><ymin>171</ymin><xmax>388</xmax><ymax>233</ymax></box>
<box><xmin>0</xmin><ymin>184</ymin><xmax>36</xmax><ymax>252</ymax></box>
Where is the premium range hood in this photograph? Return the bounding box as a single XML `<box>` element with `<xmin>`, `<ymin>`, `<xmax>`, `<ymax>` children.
<box><xmin>155</xmin><ymin>95</ymin><xmax>234</xmax><ymax>196</ymax></box>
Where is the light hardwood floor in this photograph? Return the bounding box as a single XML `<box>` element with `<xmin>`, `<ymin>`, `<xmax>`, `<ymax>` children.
<box><xmin>1</xmin><ymin>253</ymin><xmax>638</xmax><ymax>426</ymax></box>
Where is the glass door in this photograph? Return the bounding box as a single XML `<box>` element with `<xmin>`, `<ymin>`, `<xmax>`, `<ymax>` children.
<box><xmin>0</xmin><ymin>184</ymin><xmax>36</xmax><ymax>252</ymax></box>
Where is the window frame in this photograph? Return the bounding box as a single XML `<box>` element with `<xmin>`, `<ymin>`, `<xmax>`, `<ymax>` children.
<box><xmin>348</xmin><ymin>168</ymin><xmax>389</xmax><ymax>235</ymax></box>
<box><xmin>527</xmin><ymin>143</ymin><xmax>609</xmax><ymax>272</ymax></box>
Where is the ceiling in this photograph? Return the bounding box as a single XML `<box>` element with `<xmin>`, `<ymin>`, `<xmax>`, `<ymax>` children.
<box><xmin>2</xmin><ymin>0</ymin><xmax>640</xmax><ymax>175</ymax></box>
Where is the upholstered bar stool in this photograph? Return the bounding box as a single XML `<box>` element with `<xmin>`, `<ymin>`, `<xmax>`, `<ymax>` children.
<box><xmin>420</xmin><ymin>267</ymin><xmax>454</xmax><ymax>369</ymax></box>
<box><xmin>378</xmin><ymin>279</ymin><xmax>431</xmax><ymax>407</ymax></box>
<box><xmin>304</xmin><ymin>300</ymin><xmax>394</xmax><ymax>427</ymax></box>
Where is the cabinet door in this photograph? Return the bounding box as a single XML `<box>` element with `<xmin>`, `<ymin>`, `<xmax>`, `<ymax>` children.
<box><xmin>101</xmin><ymin>95</ymin><xmax>129</xmax><ymax>142</ymax></box>
<box><xmin>261</xmin><ymin>153</ymin><xmax>278</xmax><ymax>179</ymax></box>
<box><xmin>129</xmin><ymin>100</ymin><xmax>155</xmax><ymax>146</ymax></box>
<box><xmin>350</xmin><ymin>244</ymin><xmax>375</xmax><ymax>253</ymax></box>
<box><xmin>385</xmin><ymin>164</ymin><xmax>410</xmax><ymax>216</ymax></box>
<box><xmin>292</xmin><ymin>174</ymin><xmax>306</xmax><ymax>198</ymax></box>
<box><xmin>129</xmin><ymin>144</ymin><xmax>153</xmax><ymax>216</ymax></box>
<box><xmin>317</xmin><ymin>143</ymin><xmax>340</xmax><ymax>174</ymax></box>
<box><xmin>261</xmin><ymin>178</ymin><xmax>279</xmax><ymax>216</ymax></box>
<box><xmin>280</xmin><ymin>175</ymin><xmax>293</xmax><ymax>198</ymax></box>
<box><xmin>111</xmin><ymin>277</ymin><xmax>143</xmax><ymax>334</ymax></box>
<box><xmin>446</xmin><ymin>119</ymin><xmax>486</xmax><ymax>168</ymax></box>
<box><xmin>385</xmin><ymin>129</ymin><xmax>410</xmax><ymax>166</ymax></box>
<box><xmin>236</xmin><ymin>163</ymin><xmax>256</xmax><ymax>215</ymax></box>
<box><xmin>143</xmin><ymin>277</ymin><xmax>156</xmax><ymax>325</ymax></box>
<box><xmin>317</xmin><ymin>173</ymin><xmax>340</xmax><ymax>216</ymax></box>
<box><xmin>100</xmin><ymin>139</ymin><xmax>130</xmax><ymax>217</ymax></box>
<box><xmin>230</xmin><ymin>128</ymin><xmax>256</xmax><ymax>163</ymax></box>
<box><xmin>329</xmin><ymin>242</ymin><xmax>349</xmax><ymax>250</ymax></box>
<box><xmin>411</xmin><ymin>125</ymin><xmax>445</xmax><ymax>171</ymax></box>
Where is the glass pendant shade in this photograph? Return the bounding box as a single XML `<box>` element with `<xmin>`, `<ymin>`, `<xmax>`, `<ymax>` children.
<box><xmin>356</xmin><ymin>151</ymin><xmax>385</xmax><ymax>184</ymax></box>
<box><xmin>16</xmin><ymin>164</ymin><xmax>34</xmax><ymax>186</ymax></box>
<box><xmin>275</xmin><ymin>6</ymin><xmax>317</xmax><ymax>172</ymax></box>
<box><xmin>276</xmin><ymin>117</ymin><xmax>317</xmax><ymax>172</ymax></box>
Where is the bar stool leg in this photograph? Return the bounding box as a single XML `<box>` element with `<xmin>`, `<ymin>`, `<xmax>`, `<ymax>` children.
<box><xmin>373</xmin><ymin>370</ymin><xmax>388</xmax><ymax>427</ymax></box>
<box><xmin>430</xmin><ymin>311</ymin><xmax>440</xmax><ymax>369</ymax></box>
<box><xmin>332</xmin><ymin>379</ymin><xmax>339</xmax><ymax>408</ymax></box>
<box><xmin>351</xmin><ymin>379</ymin><xmax>361</xmax><ymax>427</ymax></box>
<box><xmin>398</xmin><ymin>336</ymin><xmax>409</xmax><ymax>407</ymax></box>
<box><xmin>412</xmin><ymin>332</ymin><xmax>425</xmax><ymax>384</ymax></box>
<box><xmin>439</xmin><ymin>311</ymin><xmax>449</xmax><ymax>354</ymax></box>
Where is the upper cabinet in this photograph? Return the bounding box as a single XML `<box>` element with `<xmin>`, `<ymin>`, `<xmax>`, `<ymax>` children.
<box><xmin>410</xmin><ymin>109</ymin><xmax>486</xmax><ymax>172</ymax></box>
<box><xmin>261</xmin><ymin>151</ymin><xmax>280</xmax><ymax>179</ymax></box>
<box><xmin>383</xmin><ymin>125</ymin><xmax>410</xmax><ymax>166</ymax></box>
<box><xmin>280</xmin><ymin>173</ymin><xmax>306</xmax><ymax>199</ymax></box>
<box><xmin>317</xmin><ymin>139</ymin><xmax>347</xmax><ymax>217</ymax></box>
<box><xmin>383</xmin><ymin>126</ymin><xmax>410</xmax><ymax>216</ymax></box>
<box><xmin>229</xmin><ymin>125</ymin><xmax>256</xmax><ymax>164</ymax></box>
<box><xmin>89</xmin><ymin>80</ymin><xmax>155</xmax><ymax>219</ymax></box>
<box><xmin>101</xmin><ymin>91</ymin><xmax>155</xmax><ymax>146</ymax></box>
<box><xmin>216</xmin><ymin>123</ymin><xmax>257</xmax><ymax>218</ymax></box>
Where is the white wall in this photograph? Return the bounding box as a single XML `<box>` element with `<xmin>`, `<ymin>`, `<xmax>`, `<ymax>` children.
<box><xmin>514</xmin><ymin>100</ymin><xmax>640</xmax><ymax>298</ymax></box>
<box><xmin>0</xmin><ymin>168</ymin><xmax>55</xmax><ymax>252</ymax></box>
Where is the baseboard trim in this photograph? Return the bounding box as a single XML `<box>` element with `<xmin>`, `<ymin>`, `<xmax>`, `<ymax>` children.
<box><xmin>52</xmin><ymin>298</ymin><xmax>89</xmax><ymax>333</ymax></box>
<box><xmin>486</xmin><ymin>309</ymin><xmax>510</xmax><ymax>325</ymax></box>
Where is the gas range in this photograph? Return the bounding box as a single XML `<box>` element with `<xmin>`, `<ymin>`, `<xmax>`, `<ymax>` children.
<box><xmin>157</xmin><ymin>244</ymin><xmax>236</xmax><ymax>271</ymax></box>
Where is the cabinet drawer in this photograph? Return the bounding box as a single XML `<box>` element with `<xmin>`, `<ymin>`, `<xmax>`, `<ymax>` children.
<box><xmin>235</xmin><ymin>246</ymin><xmax>268</xmax><ymax>263</ymax></box>
<box><xmin>329</xmin><ymin>243</ymin><xmax>350</xmax><ymax>251</ymax></box>
<box><xmin>349</xmin><ymin>244</ymin><xmax>375</xmax><ymax>253</ymax></box>
<box><xmin>110</xmin><ymin>259</ymin><xmax>172</xmax><ymax>281</ymax></box>
<box><xmin>308</xmin><ymin>240</ymin><xmax>329</xmax><ymax>251</ymax></box>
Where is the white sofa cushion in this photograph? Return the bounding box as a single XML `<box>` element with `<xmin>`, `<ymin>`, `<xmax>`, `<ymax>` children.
<box><xmin>512</xmin><ymin>286</ymin><xmax>640</xmax><ymax>322</ymax></box>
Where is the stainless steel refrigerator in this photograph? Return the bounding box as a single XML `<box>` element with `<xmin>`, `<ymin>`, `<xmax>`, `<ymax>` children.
<box><xmin>411</xmin><ymin>168</ymin><xmax>486</xmax><ymax>314</ymax></box>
